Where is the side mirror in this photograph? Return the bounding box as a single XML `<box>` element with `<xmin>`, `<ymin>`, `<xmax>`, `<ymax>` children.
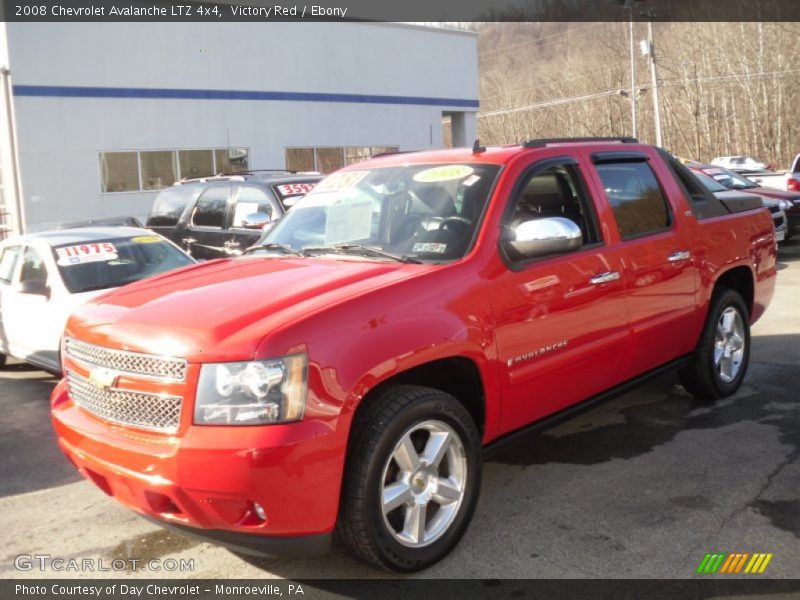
<box><xmin>17</xmin><ymin>279</ymin><xmax>50</xmax><ymax>298</ymax></box>
<box><xmin>502</xmin><ymin>217</ymin><xmax>583</xmax><ymax>260</ymax></box>
<box><xmin>241</xmin><ymin>212</ymin><xmax>272</xmax><ymax>229</ymax></box>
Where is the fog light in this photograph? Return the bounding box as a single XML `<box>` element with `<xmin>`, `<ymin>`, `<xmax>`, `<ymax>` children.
<box><xmin>253</xmin><ymin>502</ymin><xmax>267</xmax><ymax>522</ymax></box>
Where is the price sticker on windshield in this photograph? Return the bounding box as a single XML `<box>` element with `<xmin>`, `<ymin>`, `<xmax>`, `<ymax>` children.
<box><xmin>313</xmin><ymin>171</ymin><xmax>369</xmax><ymax>194</ymax></box>
<box><xmin>276</xmin><ymin>182</ymin><xmax>317</xmax><ymax>197</ymax></box>
<box><xmin>56</xmin><ymin>243</ymin><xmax>118</xmax><ymax>266</ymax></box>
<box><xmin>413</xmin><ymin>165</ymin><xmax>474</xmax><ymax>183</ymax></box>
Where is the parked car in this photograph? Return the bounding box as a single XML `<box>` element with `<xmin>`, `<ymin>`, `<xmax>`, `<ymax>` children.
<box><xmin>146</xmin><ymin>172</ymin><xmax>323</xmax><ymax>260</ymax></box>
<box><xmin>711</xmin><ymin>155</ymin><xmax>768</xmax><ymax>171</ymax></box>
<box><xmin>688</xmin><ymin>167</ymin><xmax>789</xmax><ymax>242</ymax></box>
<box><xmin>0</xmin><ymin>227</ymin><xmax>195</xmax><ymax>373</ymax></box>
<box><xmin>58</xmin><ymin>216</ymin><xmax>144</xmax><ymax>229</ymax></box>
<box><xmin>694</xmin><ymin>164</ymin><xmax>800</xmax><ymax>239</ymax></box>
<box><xmin>739</xmin><ymin>153</ymin><xmax>800</xmax><ymax>193</ymax></box>
<box><xmin>52</xmin><ymin>139</ymin><xmax>775</xmax><ymax>572</ymax></box>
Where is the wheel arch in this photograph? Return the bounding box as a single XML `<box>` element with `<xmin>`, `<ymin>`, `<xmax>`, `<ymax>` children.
<box><xmin>350</xmin><ymin>355</ymin><xmax>489</xmax><ymax>441</ymax></box>
<box><xmin>711</xmin><ymin>265</ymin><xmax>755</xmax><ymax>318</ymax></box>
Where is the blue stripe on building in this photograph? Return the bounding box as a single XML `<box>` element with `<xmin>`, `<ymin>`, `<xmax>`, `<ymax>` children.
<box><xmin>13</xmin><ymin>85</ymin><xmax>479</xmax><ymax>108</ymax></box>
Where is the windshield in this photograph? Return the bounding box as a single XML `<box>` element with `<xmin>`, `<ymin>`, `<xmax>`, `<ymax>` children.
<box><xmin>702</xmin><ymin>167</ymin><xmax>758</xmax><ymax>190</ymax></box>
<box><xmin>692</xmin><ymin>170</ymin><xmax>729</xmax><ymax>193</ymax></box>
<box><xmin>253</xmin><ymin>163</ymin><xmax>500</xmax><ymax>262</ymax></box>
<box><xmin>54</xmin><ymin>235</ymin><xmax>194</xmax><ymax>293</ymax></box>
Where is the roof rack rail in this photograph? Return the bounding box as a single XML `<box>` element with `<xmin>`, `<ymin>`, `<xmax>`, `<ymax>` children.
<box><xmin>522</xmin><ymin>136</ymin><xmax>639</xmax><ymax>149</ymax></box>
<box><xmin>175</xmin><ymin>174</ymin><xmax>246</xmax><ymax>185</ymax></box>
<box><xmin>371</xmin><ymin>150</ymin><xmax>419</xmax><ymax>158</ymax></box>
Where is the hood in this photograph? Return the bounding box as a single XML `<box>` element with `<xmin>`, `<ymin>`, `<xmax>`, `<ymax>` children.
<box><xmin>748</xmin><ymin>187</ymin><xmax>800</xmax><ymax>202</ymax></box>
<box><xmin>67</xmin><ymin>256</ymin><xmax>428</xmax><ymax>361</ymax></box>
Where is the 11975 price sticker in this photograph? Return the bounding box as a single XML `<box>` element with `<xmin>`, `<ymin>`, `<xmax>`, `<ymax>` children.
<box><xmin>56</xmin><ymin>243</ymin><xmax>118</xmax><ymax>266</ymax></box>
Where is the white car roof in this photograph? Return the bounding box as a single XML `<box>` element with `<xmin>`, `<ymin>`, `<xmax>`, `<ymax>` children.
<box><xmin>2</xmin><ymin>227</ymin><xmax>157</xmax><ymax>248</ymax></box>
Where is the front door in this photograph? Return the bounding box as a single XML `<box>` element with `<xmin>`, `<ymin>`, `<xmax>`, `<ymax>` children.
<box><xmin>228</xmin><ymin>185</ymin><xmax>282</xmax><ymax>253</ymax></box>
<box><xmin>491</xmin><ymin>158</ymin><xmax>631</xmax><ymax>436</ymax></box>
<box><xmin>4</xmin><ymin>245</ymin><xmax>59</xmax><ymax>368</ymax></box>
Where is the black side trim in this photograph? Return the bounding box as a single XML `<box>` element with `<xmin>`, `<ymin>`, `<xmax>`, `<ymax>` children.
<box><xmin>522</xmin><ymin>136</ymin><xmax>638</xmax><ymax>148</ymax></box>
<box><xmin>141</xmin><ymin>516</ymin><xmax>332</xmax><ymax>559</ymax></box>
<box><xmin>483</xmin><ymin>355</ymin><xmax>691</xmax><ymax>459</ymax></box>
<box><xmin>591</xmin><ymin>151</ymin><xmax>650</xmax><ymax>164</ymax></box>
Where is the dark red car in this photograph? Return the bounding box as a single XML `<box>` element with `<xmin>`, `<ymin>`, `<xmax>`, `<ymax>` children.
<box><xmin>51</xmin><ymin>138</ymin><xmax>776</xmax><ymax>571</ymax></box>
<box><xmin>695</xmin><ymin>164</ymin><xmax>800</xmax><ymax>239</ymax></box>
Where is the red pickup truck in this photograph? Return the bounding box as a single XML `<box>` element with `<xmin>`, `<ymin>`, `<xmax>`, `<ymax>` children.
<box><xmin>51</xmin><ymin>138</ymin><xmax>776</xmax><ymax>572</ymax></box>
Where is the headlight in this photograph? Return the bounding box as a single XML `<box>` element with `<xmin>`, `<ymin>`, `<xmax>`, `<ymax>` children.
<box><xmin>195</xmin><ymin>354</ymin><xmax>307</xmax><ymax>425</ymax></box>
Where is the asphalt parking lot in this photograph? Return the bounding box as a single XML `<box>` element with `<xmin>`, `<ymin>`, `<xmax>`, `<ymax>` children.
<box><xmin>2</xmin><ymin>241</ymin><xmax>799</xmax><ymax>580</ymax></box>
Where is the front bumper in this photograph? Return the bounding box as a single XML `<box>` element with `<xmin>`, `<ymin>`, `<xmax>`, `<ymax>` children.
<box><xmin>50</xmin><ymin>378</ymin><xmax>348</xmax><ymax>556</ymax></box>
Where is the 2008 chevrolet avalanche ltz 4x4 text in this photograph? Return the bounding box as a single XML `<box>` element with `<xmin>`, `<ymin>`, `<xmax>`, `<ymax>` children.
<box><xmin>51</xmin><ymin>138</ymin><xmax>776</xmax><ymax>571</ymax></box>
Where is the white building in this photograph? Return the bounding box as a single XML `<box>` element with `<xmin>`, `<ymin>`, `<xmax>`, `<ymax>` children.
<box><xmin>0</xmin><ymin>22</ymin><xmax>478</xmax><ymax>234</ymax></box>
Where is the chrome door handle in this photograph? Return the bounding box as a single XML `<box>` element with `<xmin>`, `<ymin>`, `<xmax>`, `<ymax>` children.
<box><xmin>668</xmin><ymin>250</ymin><xmax>691</xmax><ymax>262</ymax></box>
<box><xmin>589</xmin><ymin>271</ymin><xmax>621</xmax><ymax>285</ymax></box>
<box><xmin>181</xmin><ymin>237</ymin><xmax>197</xmax><ymax>245</ymax></box>
<box><xmin>224</xmin><ymin>240</ymin><xmax>241</xmax><ymax>248</ymax></box>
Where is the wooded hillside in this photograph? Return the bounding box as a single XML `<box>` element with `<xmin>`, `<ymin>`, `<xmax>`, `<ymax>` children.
<box><xmin>476</xmin><ymin>22</ymin><xmax>800</xmax><ymax>166</ymax></box>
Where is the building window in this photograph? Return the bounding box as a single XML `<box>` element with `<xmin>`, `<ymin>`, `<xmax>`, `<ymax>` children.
<box><xmin>179</xmin><ymin>149</ymin><xmax>214</xmax><ymax>180</ymax></box>
<box><xmin>99</xmin><ymin>152</ymin><xmax>140</xmax><ymax>192</ymax></box>
<box><xmin>215</xmin><ymin>148</ymin><xmax>249</xmax><ymax>174</ymax></box>
<box><xmin>285</xmin><ymin>146</ymin><xmax>399</xmax><ymax>174</ymax></box>
<box><xmin>99</xmin><ymin>148</ymin><xmax>250</xmax><ymax>193</ymax></box>
<box><xmin>141</xmin><ymin>151</ymin><xmax>178</xmax><ymax>190</ymax></box>
<box><xmin>315</xmin><ymin>148</ymin><xmax>344</xmax><ymax>174</ymax></box>
<box><xmin>285</xmin><ymin>148</ymin><xmax>315</xmax><ymax>173</ymax></box>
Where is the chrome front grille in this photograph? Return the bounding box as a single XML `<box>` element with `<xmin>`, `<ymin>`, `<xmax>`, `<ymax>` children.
<box><xmin>64</xmin><ymin>337</ymin><xmax>187</xmax><ymax>382</ymax></box>
<box><xmin>67</xmin><ymin>371</ymin><xmax>182</xmax><ymax>433</ymax></box>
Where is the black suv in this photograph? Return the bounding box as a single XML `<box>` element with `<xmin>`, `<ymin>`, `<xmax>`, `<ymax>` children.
<box><xmin>146</xmin><ymin>172</ymin><xmax>323</xmax><ymax>259</ymax></box>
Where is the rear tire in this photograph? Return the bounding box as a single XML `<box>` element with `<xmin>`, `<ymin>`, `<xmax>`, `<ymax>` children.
<box><xmin>679</xmin><ymin>289</ymin><xmax>750</xmax><ymax>399</ymax></box>
<box><xmin>337</xmin><ymin>385</ymin><xmax>482</xmax><ymax>572</ymax></box>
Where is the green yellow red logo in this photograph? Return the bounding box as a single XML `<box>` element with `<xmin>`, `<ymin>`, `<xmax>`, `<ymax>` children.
<box><xmin>697</xmin><ymin>552</ymin><xmax>773</xmax><ymax>574</ymax></box>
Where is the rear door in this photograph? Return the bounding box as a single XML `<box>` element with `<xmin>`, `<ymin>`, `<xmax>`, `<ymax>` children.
<box><xmin>492</xmin><ymin>156</ymin><xmax>631</xmax><ymax>434</ymax></box>
<box><xmin>587</xmin><ymin>151</ymin><xmax>698</xmax><ymax>375</ymax></box>
<box><xmin>183</xmin><ymin>185</ymin><xmax>234</xmax><ymax>259</ymax></box>
<box><xmin>146</xmin><ymin>185</ymin><xmax>199</xmax><ymax>246</ymax></box>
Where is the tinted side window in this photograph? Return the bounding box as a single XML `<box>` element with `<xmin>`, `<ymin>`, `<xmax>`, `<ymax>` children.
<box><xmin>20</xmin><ymin>247</ymin><xmax>48</xmax><ymax>284</ymax></box>
<box><xmin>191</xmin><ymin>187</ymin><xmax>230</xmax><ymax>228</ymax></box>
<box><xmin>0</xmin><ymin>245</ymin><xmax>21</xmax><ymax>283</ymax></box>
<box><xmin>148</xmin><ymin>186</ymin><xmax>197</xmax><ymax>227</ymax></box>
<box><xmin>505</xmin><ymin>164</ymin><xmax>602</xmax><ymax>246</ymax></box>
<box><xmin>595</xmin><ymin>162</ymin><xmax>671</xmax><ymax>239</ymax></box>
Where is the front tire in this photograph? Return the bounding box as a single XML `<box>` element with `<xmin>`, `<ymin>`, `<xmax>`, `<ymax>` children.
<box><xmin>679</xmin><ymin>288</ymin><xmax>750</xmax><ymax>399</ymax></box>
<box><xmin>337</xmin><ymin>385</ymin><xmax>482</xmax><ymax>572</ymax></box>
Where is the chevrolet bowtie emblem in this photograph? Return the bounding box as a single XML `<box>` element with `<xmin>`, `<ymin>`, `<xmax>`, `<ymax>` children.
<box><xmin>89</xmin><ymin>367</ymin><xmax>119</xmax><ymax>390</ymax></box>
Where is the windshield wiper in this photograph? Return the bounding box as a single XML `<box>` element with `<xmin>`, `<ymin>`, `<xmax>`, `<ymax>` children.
<box><xmin>243</xmin><ymin>242</ymin><xmax>304</xmax><ymax>257</ymax></box>
<box><xmin>301</xmin><ymin>244</ymin><xmax>421</xmax><ymax>264</ymax></box>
